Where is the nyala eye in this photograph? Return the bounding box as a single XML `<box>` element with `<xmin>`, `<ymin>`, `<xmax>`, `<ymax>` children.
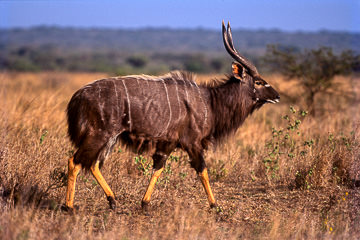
<box><xmin>255</xmin><ymin>81</ymin><xmax>262</xmax><ymax>86</ymax></box>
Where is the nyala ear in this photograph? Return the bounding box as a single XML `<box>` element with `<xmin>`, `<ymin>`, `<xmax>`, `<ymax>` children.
<box><xmin>232</xmin><ymin>62</ymin><xmax>246</xmax><ymax>80</ymax></box>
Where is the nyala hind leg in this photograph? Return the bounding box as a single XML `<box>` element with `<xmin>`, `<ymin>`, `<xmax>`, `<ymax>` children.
<box><xmin>68</xmin><ymin>133</ymin><xmax>118</xmax><ymax>211</ymax></box>
<box><xmin>90</xmin><ymin>161</ymin><xmax>116</xmax><ymax>210</ymax></box>
<box><xmin>65</xmin><ymin>156</ymin><xmax>81</xmax><ymax>211</ymax></box>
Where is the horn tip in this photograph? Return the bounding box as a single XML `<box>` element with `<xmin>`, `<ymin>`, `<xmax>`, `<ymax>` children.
<box><xmin>222</xmin><ymin>20</ymin><xmax>226</xmax><ymax>30</ymax></box>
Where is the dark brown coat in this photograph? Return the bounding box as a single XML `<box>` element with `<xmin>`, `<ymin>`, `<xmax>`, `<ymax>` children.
<box><xmin>67</xmin><ymin>69</ymin><xmax>279</xmax><ymax>172</ymax></box>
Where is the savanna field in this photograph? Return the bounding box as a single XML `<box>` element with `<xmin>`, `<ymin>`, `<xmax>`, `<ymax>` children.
<box><xmin>0</xmin><ymin>71</ymin><xmax>359</xmax><ymax>239</ymax></box>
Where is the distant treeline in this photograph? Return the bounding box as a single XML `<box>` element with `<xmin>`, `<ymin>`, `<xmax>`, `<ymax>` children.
<box><xmin>0</xmin><ymin>26</ymin><xmax>359</xmax><ymax>74</ymax></box>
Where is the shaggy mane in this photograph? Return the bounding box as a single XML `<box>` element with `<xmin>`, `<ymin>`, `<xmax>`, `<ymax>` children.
<box><xmin>123</xmin><ymin>71</ymin><xmax>197</xmax><ymax>85</ymax></box>
<box><xmin>201</xmin><ymin>75</ymin><xmax>230</xmax><ymax>88</ymax></box>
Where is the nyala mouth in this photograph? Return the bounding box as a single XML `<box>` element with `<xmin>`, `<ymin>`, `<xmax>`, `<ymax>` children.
<box><xmin>266</xmin><ymin>99</ymin><xmax>280</xmax><ymax>104</ymax></box>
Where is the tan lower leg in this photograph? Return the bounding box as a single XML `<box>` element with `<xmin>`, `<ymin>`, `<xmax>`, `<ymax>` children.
<box><xmin>199</xmin><ymin>168</ymin><xmax>216</xmax><ymax>207</ymax></box>
<box><xmin>65</xmin><ymin>157</ymin><xmax>81</xmax><ymax>208</ymax></box>
<box><xmin>90</xmin><ymin>161</ymin><xmax>115</xmax><ymax>198</ymax></box>
<box><xmin>142</xmin><ymin>167</ymin><xmax>164</xmax><ymax>204</ymax></box>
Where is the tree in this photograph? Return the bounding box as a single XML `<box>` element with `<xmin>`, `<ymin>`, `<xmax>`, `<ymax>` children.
<box><xmin>210</xmin><ymin>58</ymin><xmax>224</xmax><ymax>72</ymax></box>
<box><xmin>182</xmin><ymin>54</ymin><xmax>208</xmax><ymax>73</ymax></box>
<box><xmin>265</xmin><ymin>45</ymin><xmax>356</xmax><ymax>116</ymax></box>
<box><xmin>126</xmin><ymin>55</ymin><xmax>148</xmax><ymax>68</ymax></box>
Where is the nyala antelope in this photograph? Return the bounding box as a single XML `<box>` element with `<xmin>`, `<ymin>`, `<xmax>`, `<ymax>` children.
<box><xmin>65</xmin><ymin>21</ymin><xmax>280</xmax><ymax>211</ymax></box>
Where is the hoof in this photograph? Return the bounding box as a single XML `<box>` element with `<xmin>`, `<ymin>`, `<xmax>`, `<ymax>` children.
<box><xmin>210</xmin><ymin>203</ymin><xmax>223</xmax><ymax>213</ymax></box>
<box><xmin>210</xmin><ymin>202</ymin><xmax>218</xmax><ymax>209</ymax></box>
<box><xmin>60</xmin><ymin>204</ymin><xmax>78</xmax><ymax>214</ymax></box>
<box><xmin>107</xmin><ymin>196</ymin><xmax>116</xmax><ymax>210</ymax></box>
<box><xmin>141</xmin><ymin>201</ymin><xmax>150</xmax><ymax>212</ymax></box>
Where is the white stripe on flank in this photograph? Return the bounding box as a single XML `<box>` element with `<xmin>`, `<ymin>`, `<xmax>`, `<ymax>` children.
<box><xmin>173</xmin><ymin>78</ymin><xmax>181</xmax><ymax>117</ymax></box>
<box><xmin>97</xmin><ymin>83</ymin><xmax>105</xmax><ymax>123</ymax></box>
<box><xmin>182</xmin><ymin>79</ymin><xmax>189</xmax><ymax>103</ymax></box>
<box><xmin>160</xmin><ymin>79</ymin><xmax>172</xmax><ymax>137</ymax></box>
<box><xmin>121</xmin><ymin>79</ymin><xmax>132</xmax><ymax>131</ymax></box>
<box><xmin>98</xmin><ymin>83</ymin><xmax>102</xmax><ymax>99</ymax></box>
<box><xmin>112</xmin><ymin>80</ymin><xmax>120</xmax><ymax>120</ymax></box>
<box><xmin>194</xmin><ymin>82</ymin><xmax>208</xmax><ymax>124</ymax></box>
<box><xmin>135</xmin><ymin>78</ymin><xmax>145</xmax><ymax>96</ymax></box>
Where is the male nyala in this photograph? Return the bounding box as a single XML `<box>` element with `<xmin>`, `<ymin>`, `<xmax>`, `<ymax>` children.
<box><xmin>65</xmin><ymin>21</ymin><xmax>280</xmax><ymax>211</ymax></box>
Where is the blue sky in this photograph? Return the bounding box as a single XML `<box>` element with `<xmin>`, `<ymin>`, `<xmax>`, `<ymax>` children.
<box><xmin>0</xmin><ymin>0</ymin><xmax>359</xmax><ymax>32</ymax></box>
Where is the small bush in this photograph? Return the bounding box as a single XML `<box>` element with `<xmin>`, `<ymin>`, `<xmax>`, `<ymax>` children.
<box><xmin>264</xmin><ymin>46</ymin><xmax>358</xmax><ymax>116</ymax></box>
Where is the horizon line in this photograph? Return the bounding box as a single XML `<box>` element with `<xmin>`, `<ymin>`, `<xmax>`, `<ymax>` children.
<box><xmin>1</xmin><ymin>24</ymin><xmax>359</xmax><ymax>34</ymax></box>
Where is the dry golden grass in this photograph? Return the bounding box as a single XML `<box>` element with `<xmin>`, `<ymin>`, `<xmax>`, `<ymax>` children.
<box><xmin>0</xmin><ymin>71</ymin><xmax>359</xmax><ymax>239</ymax></box>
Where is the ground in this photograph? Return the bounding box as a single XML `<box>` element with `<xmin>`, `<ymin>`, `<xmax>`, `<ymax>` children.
<box><xmin>0</xmin><ymin>72</ymin><xmax>359</xmax><ymax>239</ymax></box>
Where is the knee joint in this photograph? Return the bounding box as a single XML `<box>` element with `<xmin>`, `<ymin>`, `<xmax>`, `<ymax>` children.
<box><xmin>152</xmin><ymin>153</ymin><xmax>168</xmax><ymax>170</ymax></box>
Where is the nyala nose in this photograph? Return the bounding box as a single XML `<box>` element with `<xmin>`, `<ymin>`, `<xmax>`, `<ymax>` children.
<box><xmin>275</xmin><ymin>95</ymin><xmax>280</xmax><ymax>103</ymax></box>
